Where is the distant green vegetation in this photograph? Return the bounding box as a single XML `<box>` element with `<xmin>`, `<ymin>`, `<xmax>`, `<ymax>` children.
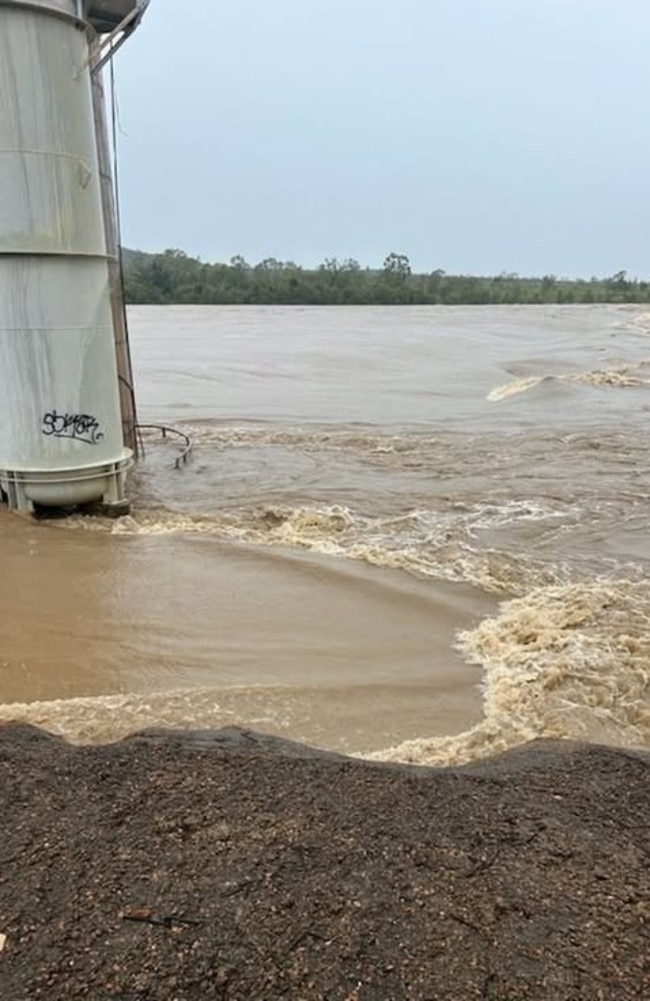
<box><xmin>122</xmin><ymin>249</ymin><xmax>650</xmax><ymax>306</ymax></box>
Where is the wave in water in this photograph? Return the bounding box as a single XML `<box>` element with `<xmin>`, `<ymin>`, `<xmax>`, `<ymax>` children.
<box><xmin>488</xmin><ymin>365</ymin><xmax>650</xmax><ymax>402</ymax></box>
<box><xmin>373</xmin><ymin>580</ymin><xmax>650</xmax><ymax>765</ymax></box>
<box><xmin>612</xmin><ymin>310</ymin><xmax>650</xmax><ymax>333</ymax></box>
<box><xmin>57</xmin><ymin>500</ymin><xmax>574</xmax><ymax>595</ymax></box>
<box><xmin>0</xmin><ymin>686</ymin><xmax>293</xmax><ymax>746</ymax></box>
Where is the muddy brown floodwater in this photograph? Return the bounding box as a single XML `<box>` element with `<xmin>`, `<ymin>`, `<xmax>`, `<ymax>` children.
<box><xmin>1</xmin><ymin>304</ymin><xmax>650</xmax><ymax>763</ymax></box>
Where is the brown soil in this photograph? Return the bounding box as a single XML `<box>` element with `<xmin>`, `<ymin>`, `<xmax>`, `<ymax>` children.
<box><xmin>0</xmin><ymin>724</ymin><xmax>649</xmax><ymax>1000</ymax></box>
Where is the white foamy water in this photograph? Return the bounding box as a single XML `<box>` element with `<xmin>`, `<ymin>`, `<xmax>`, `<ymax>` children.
<box><xmin>1</xmin><ymin>304</ymin><xmax>649</xmax><ymax>762</ymax></box>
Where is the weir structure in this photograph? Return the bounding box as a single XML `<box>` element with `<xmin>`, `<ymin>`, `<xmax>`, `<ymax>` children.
<box><xmin>0</xmin><ymin>0</ymin><xmax>148</xmax><ymax>514</ymax></box>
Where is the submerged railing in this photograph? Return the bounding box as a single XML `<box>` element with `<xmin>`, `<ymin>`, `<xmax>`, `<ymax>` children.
<box><xmin>135</xmin><ymin>424</ymin><xmax>193</xmax><ymax>469</ymax></box>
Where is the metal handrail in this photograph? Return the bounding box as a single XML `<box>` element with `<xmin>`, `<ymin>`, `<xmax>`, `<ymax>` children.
<box><xmin>136</xmin><ymin>424</ymin><xmax>193</xmax><ymax>469</ymax></box>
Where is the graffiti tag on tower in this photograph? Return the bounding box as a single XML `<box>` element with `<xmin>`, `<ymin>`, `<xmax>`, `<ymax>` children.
<box><xmin>42</xmin><ymin>410</ymin><xmax>104</xmax><ymax>446</ymax></box>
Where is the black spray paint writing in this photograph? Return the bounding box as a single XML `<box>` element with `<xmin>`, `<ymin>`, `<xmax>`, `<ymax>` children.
<box><xmin>42</xmin><ymin>410</ymin><xmax>104</xmax><ymax>446</ymax></box>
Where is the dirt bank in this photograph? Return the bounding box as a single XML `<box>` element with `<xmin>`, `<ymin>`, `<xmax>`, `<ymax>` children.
<box><xmin>0</xmin><ymin>724</ymin><xmax>648</xmax><ymax>1000</ymax></box>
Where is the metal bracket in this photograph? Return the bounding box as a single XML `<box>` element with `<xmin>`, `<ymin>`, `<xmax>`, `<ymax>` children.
<box><xmin>86</xmin><ymin>0</ymin><xmax>149</xmax><ymax>75</ymax></box>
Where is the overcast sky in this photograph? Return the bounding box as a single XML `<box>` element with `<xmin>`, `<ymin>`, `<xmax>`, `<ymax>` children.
<box><xmin>113</xmin><ymin>0</ymin><xmax>650</xmax><ymax>276</ymax></box>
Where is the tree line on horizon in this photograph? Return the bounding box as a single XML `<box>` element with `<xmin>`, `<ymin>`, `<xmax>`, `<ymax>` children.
<box><xmin>121</xmin><ymin>249</ymin><xmax>650</xmax><ymax>306</ymax></box>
